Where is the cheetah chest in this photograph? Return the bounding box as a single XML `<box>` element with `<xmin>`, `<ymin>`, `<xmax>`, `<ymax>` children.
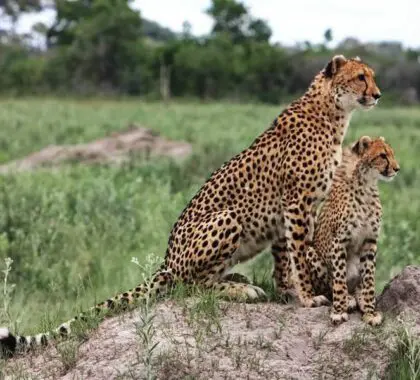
<box><xmin>348</xmin><ymin>202</ymin><xmax>380</xmax><ymax>254</ymax></box>
<box><xmin>345</xmin><ymin>203</ymin><xmax>381</xmax><ymax>289</ymax></box>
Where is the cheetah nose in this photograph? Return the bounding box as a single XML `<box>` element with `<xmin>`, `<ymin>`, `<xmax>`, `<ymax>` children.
<box><xmin>394</xmin><ymin>166</ymin><xmax>400</xmax><ymax>173</ymax></box>
<box><xmin>373</xmin><ymin>93</ymin><xmax>381</xmax><ymax>100</ymax></box>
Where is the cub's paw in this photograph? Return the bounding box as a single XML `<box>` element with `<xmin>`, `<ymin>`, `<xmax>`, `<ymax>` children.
<box><xmin>362</xmin><ymin>311</ymin><xmax>383</xmax><ymax>326</ymax></box>
<box><xmin>330</xmin><ymin>312</ymin><xmax>349</xmax><ymax>325</ymax></box>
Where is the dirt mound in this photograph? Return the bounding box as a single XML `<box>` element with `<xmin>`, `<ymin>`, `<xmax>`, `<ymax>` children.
<box><xmin>0</xmin><ymin>124</ymin><xmax>192</xmax><ymax>174</ymax></box>
<box><xmin>3</xmin><ymin>266</ymin><xmax>420</xmax><ymax>380</ymax></box>
<box><xmin>377</xmin><ymin>265</ymin><xmax>420</xmax><ymax>318</ymax></box>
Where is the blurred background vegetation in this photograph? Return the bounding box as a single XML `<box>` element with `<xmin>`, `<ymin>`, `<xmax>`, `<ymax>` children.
<box><xmin>0</xmin><ymin>0</ymin><xmax>419</xmax><ymax>104</ymax></box>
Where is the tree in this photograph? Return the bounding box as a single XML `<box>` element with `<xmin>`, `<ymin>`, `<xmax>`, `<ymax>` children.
<box><xmin>143</xmin><ymin>18</ymin><xmax>177</xmax><ymax>42</ymax></box>
<box><xmin>0</xmin><ymin>0</ymin><xmax>42</xmax><ymax>28</ymax></box>
<box><xmin>46</xmin><ymin>0</ymin><xmax>145</xmax><ymax>92</ymax></box>
<box><xmin>248</xmin><ymin>18</ymin><xmax>271</xmax><ymax>43</ymax></box>
<box><xmin>206</xmin><ymin>0</ymin><xmax>272</xmax><ymax>44</ymax></box>
<box><xmin>181</xmin><ymin>21</ymin><xmax>192</xmax><ymax>40</ymax></box>
<box><xmin>206</xmin><ymin>0</ymin><xmax>249</xmax><ymax>44</ymax></box>
<box><xmin>324</xmin><ymin>28</ymin><xmax>333</xmax><ymax>46</ymax></box>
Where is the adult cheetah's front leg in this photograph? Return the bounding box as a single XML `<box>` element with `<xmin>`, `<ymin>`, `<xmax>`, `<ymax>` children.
<box><xmin>283</xmin><ymin>202</ymin><xmax>329</xmax><ymax>308</ymax></box>
<box><xmin>271</xmin><ymin>237</ymin><xmax>292</xmax><ymax>294</ymax></box>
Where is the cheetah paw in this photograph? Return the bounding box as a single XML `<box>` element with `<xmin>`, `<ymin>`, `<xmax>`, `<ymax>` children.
<box><xmin>300</xmin><ymin>295</ymin><xmax>330</xmax><ymax>308</ymax></box>
<box><xmin>347</xmin><ymin>295</ymin><xmax>358</xmax><ymax>312</ymax></box>
<box><xmin>362</xmin><ymin>311</ymin><xmax>383</xmax><ymax>326</ymax></box>
<box><xmin>313</xmin><ymin>295</ymin><xmax>330</xmax><ymax>307</ymax></box>
<box><xmin>243</xmin><ymin>284</ymin><xmax>267</xmax><ymax>301</ymax></box>
<box><xmin>330</xmin><ymin>312</ymin><xmax>349</xmax><ymax>325</ymax></box>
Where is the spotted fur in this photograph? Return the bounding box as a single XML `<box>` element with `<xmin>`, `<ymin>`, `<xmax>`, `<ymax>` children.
<box><xmin>0</xmin><ymin>55</ymin><xmax>381</xmax><ymax>356</ymax></box>
<box><xmin>306</xmin><ymin>136</ymin><xmax>400</xmax><ymax>325</ymax></box>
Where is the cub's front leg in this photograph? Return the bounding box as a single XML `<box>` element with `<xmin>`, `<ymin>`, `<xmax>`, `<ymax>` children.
<box><xmin>329</xmin><ymin>238</ymin><xmax>350</xmax><ymax>324</ymax></box>
<box><xmin>356</xmin><ymin>239</ymin><xmax>382</xmax><ymax>326</ymax></box>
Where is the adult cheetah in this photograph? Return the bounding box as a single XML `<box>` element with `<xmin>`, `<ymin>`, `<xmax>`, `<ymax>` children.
<box><xmin>0</xmin><ymin>55</ymin><xmax>381</xmax><ymax>356</ymax></box>
<box><xmin>306</xmin><ymin>136</ymin><xmax>399</xmax><ymax>326</ymax></box>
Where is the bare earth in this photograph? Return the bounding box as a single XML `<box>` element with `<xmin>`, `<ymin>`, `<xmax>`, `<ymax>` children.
<box><xmin>2</xmin><ymin>302</ymin><xmax>393</xmax><ymax>380</ymax></box>
<box><xmin>6</xmin><ymin>266</ymin><xmax>420</xmax><ymax>380</ymax></box>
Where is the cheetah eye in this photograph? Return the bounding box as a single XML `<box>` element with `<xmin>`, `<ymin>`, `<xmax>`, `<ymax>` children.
<box><xmin>358</xmin><ymin>74</ymin><xmax>365</xmax><ymax>81</ymax></box>
<box><xmin>380</xmin><ymin>153</ymin><xmax>387</xmax><ymax>159</ymax></box>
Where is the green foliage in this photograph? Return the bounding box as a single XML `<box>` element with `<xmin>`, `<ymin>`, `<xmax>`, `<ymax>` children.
<box><xmin>206</xmin><ymin>0</ymin><xmax>247</xmax><ymax>42</ymax></box>
<box><xmin>0</xmin><ymin>0</ymin><xmax>419</xmax><ymax>102</ymax></box>
<box><xmin>0</xmin><ymin>44</ymin><xmax>46</xmax><ymax>95</ymax></box>
<box><xmin>386</xmin><ymin>326</ymin><xmax>420</xmax><ymax>379</ymax></box>
<box><xmin>206</xmin><ymin>0</ymin><xmax>272</xmax><ymax>44</ymax></box>
<box><xmin>48</xmin><ymin>0</ymin><xmax>145</xmax><ymax>92</ymax></box>
<box><xmin>0</xmin><ymin>99</ymin><xmax>418</xmax><ymax>335</ymax></box>
<box><xmin>143</xmin><ymin>19</ymin><xmax>177</xmax><ymax>42</ymax></box>
<box><xmin>0</xmin><ymin>0</ymin><xmax>42</xmax><ymax>23</ymax></box>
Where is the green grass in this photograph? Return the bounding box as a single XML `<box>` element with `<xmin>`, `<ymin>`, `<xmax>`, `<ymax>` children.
<box><xmin>0</xmin><ymin>99</ymin><xmax>419</xmax><ymax>336</ymax></box>
<box><xmin>386</xmin><ymin>326</ymin><xmax>420</xmax><ymax>380</ymax></box>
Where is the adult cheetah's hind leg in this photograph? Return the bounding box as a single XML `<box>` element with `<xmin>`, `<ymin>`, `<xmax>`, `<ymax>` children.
<box><xmin>190</xmin><ymin>210</ymin><xmax>266</xmax><ymax>302</ymax></box>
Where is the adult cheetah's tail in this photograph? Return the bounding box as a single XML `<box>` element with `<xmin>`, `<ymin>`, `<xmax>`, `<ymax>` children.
<box><xmin>0</xmin><ymin>266</ymin><xmax>173</xmax><ymax>358</ymax></box>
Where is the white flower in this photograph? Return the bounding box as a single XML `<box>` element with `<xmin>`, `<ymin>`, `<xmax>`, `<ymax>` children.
<box><xmin>131</xmin><ymin>257</ymin><xmax>140</xmax><ymax>266</ymax></box>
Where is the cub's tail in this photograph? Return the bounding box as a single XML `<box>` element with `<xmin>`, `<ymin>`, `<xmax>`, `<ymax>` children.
<box><xmin>0</xmin><ymin>266</ymin><xmax>173</xmax><ymax>358</ymax></box>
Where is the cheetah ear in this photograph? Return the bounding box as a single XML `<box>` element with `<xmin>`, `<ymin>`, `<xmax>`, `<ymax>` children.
<box><xmin>378</xmin><ymin>136</ymin><xmax>385</xmax><ymax>141</ymax></box>
<box><xmin>353</xmin><ymin>56</ymin><xmax>361</xmax><ymax>62</ymax></box>
<box><xmin>351</xmin><ymin>136</ymin><xmax>372</xmax><ymax>155</ymax></box>
<box><xmin>324</xmin><ymin>55</ymin><xmax>347</xmax><ymax>78</ymax></box>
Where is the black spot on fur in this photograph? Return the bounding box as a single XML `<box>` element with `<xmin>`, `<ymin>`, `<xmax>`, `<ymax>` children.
<box><xmin>40</xmin><ymin>335</ymin><xmax>48</xmax><ymax>346</ymax></box>
<box><xmin>59</xmin><ymin>326</ymin><xmax>68</xmax><ymax>337</ymax></box>
<box><xmin>364</xmin><ymin>238</ymin><xmax>377</xmax><ymax>245</ymax></box>
<box><xmin>0</xmin><ymin>332</ymin><xmax>17</xmax><ymax>357</ymax></box>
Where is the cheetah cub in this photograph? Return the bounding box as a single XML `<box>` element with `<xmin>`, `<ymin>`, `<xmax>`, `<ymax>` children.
<box><xmin>306</xmin><ymin>136</ymin><xmax>400</xmax><ymax>325</ymax></box>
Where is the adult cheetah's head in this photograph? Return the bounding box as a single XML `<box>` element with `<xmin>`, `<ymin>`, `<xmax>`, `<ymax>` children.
<box><xmin>324</xmin><ymin>55</ymin><xmax>381</xmax><ymax>112</ymax></box>
<box><xmin>351</xmin><ymin>136</ymin><xmax>400</xmax><ymax>182</ymax></box>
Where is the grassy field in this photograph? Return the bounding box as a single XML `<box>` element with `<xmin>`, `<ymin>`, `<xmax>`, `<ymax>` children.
<box><xmin>0</xmin><ymin>99</ymin><xmax>419</xmax><ymax>336</ymax></box>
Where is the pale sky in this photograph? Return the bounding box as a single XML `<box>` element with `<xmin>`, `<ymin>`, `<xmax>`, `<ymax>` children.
<box><xmin>16</xmin><ymin>0</ymin><xmax>420</xmax><ymax>48</ymax></box>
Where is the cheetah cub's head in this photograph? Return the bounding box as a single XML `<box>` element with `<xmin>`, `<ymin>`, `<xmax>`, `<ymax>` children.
<box><xmin>324</xmin><ymin>55</ymin><xmax>381</xmax><ymax>112</ymax></box>
<box><xmin>351</xmin><ymin>136</ymin><xmax>400</xmax><ymax>182</ymax></box>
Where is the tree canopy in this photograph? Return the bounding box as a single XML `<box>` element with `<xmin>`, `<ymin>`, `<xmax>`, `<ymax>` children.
<box><xmin>0</xmin><ymin>0</ymin><xmax>418</xmax><ymax>104</ymax></box>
